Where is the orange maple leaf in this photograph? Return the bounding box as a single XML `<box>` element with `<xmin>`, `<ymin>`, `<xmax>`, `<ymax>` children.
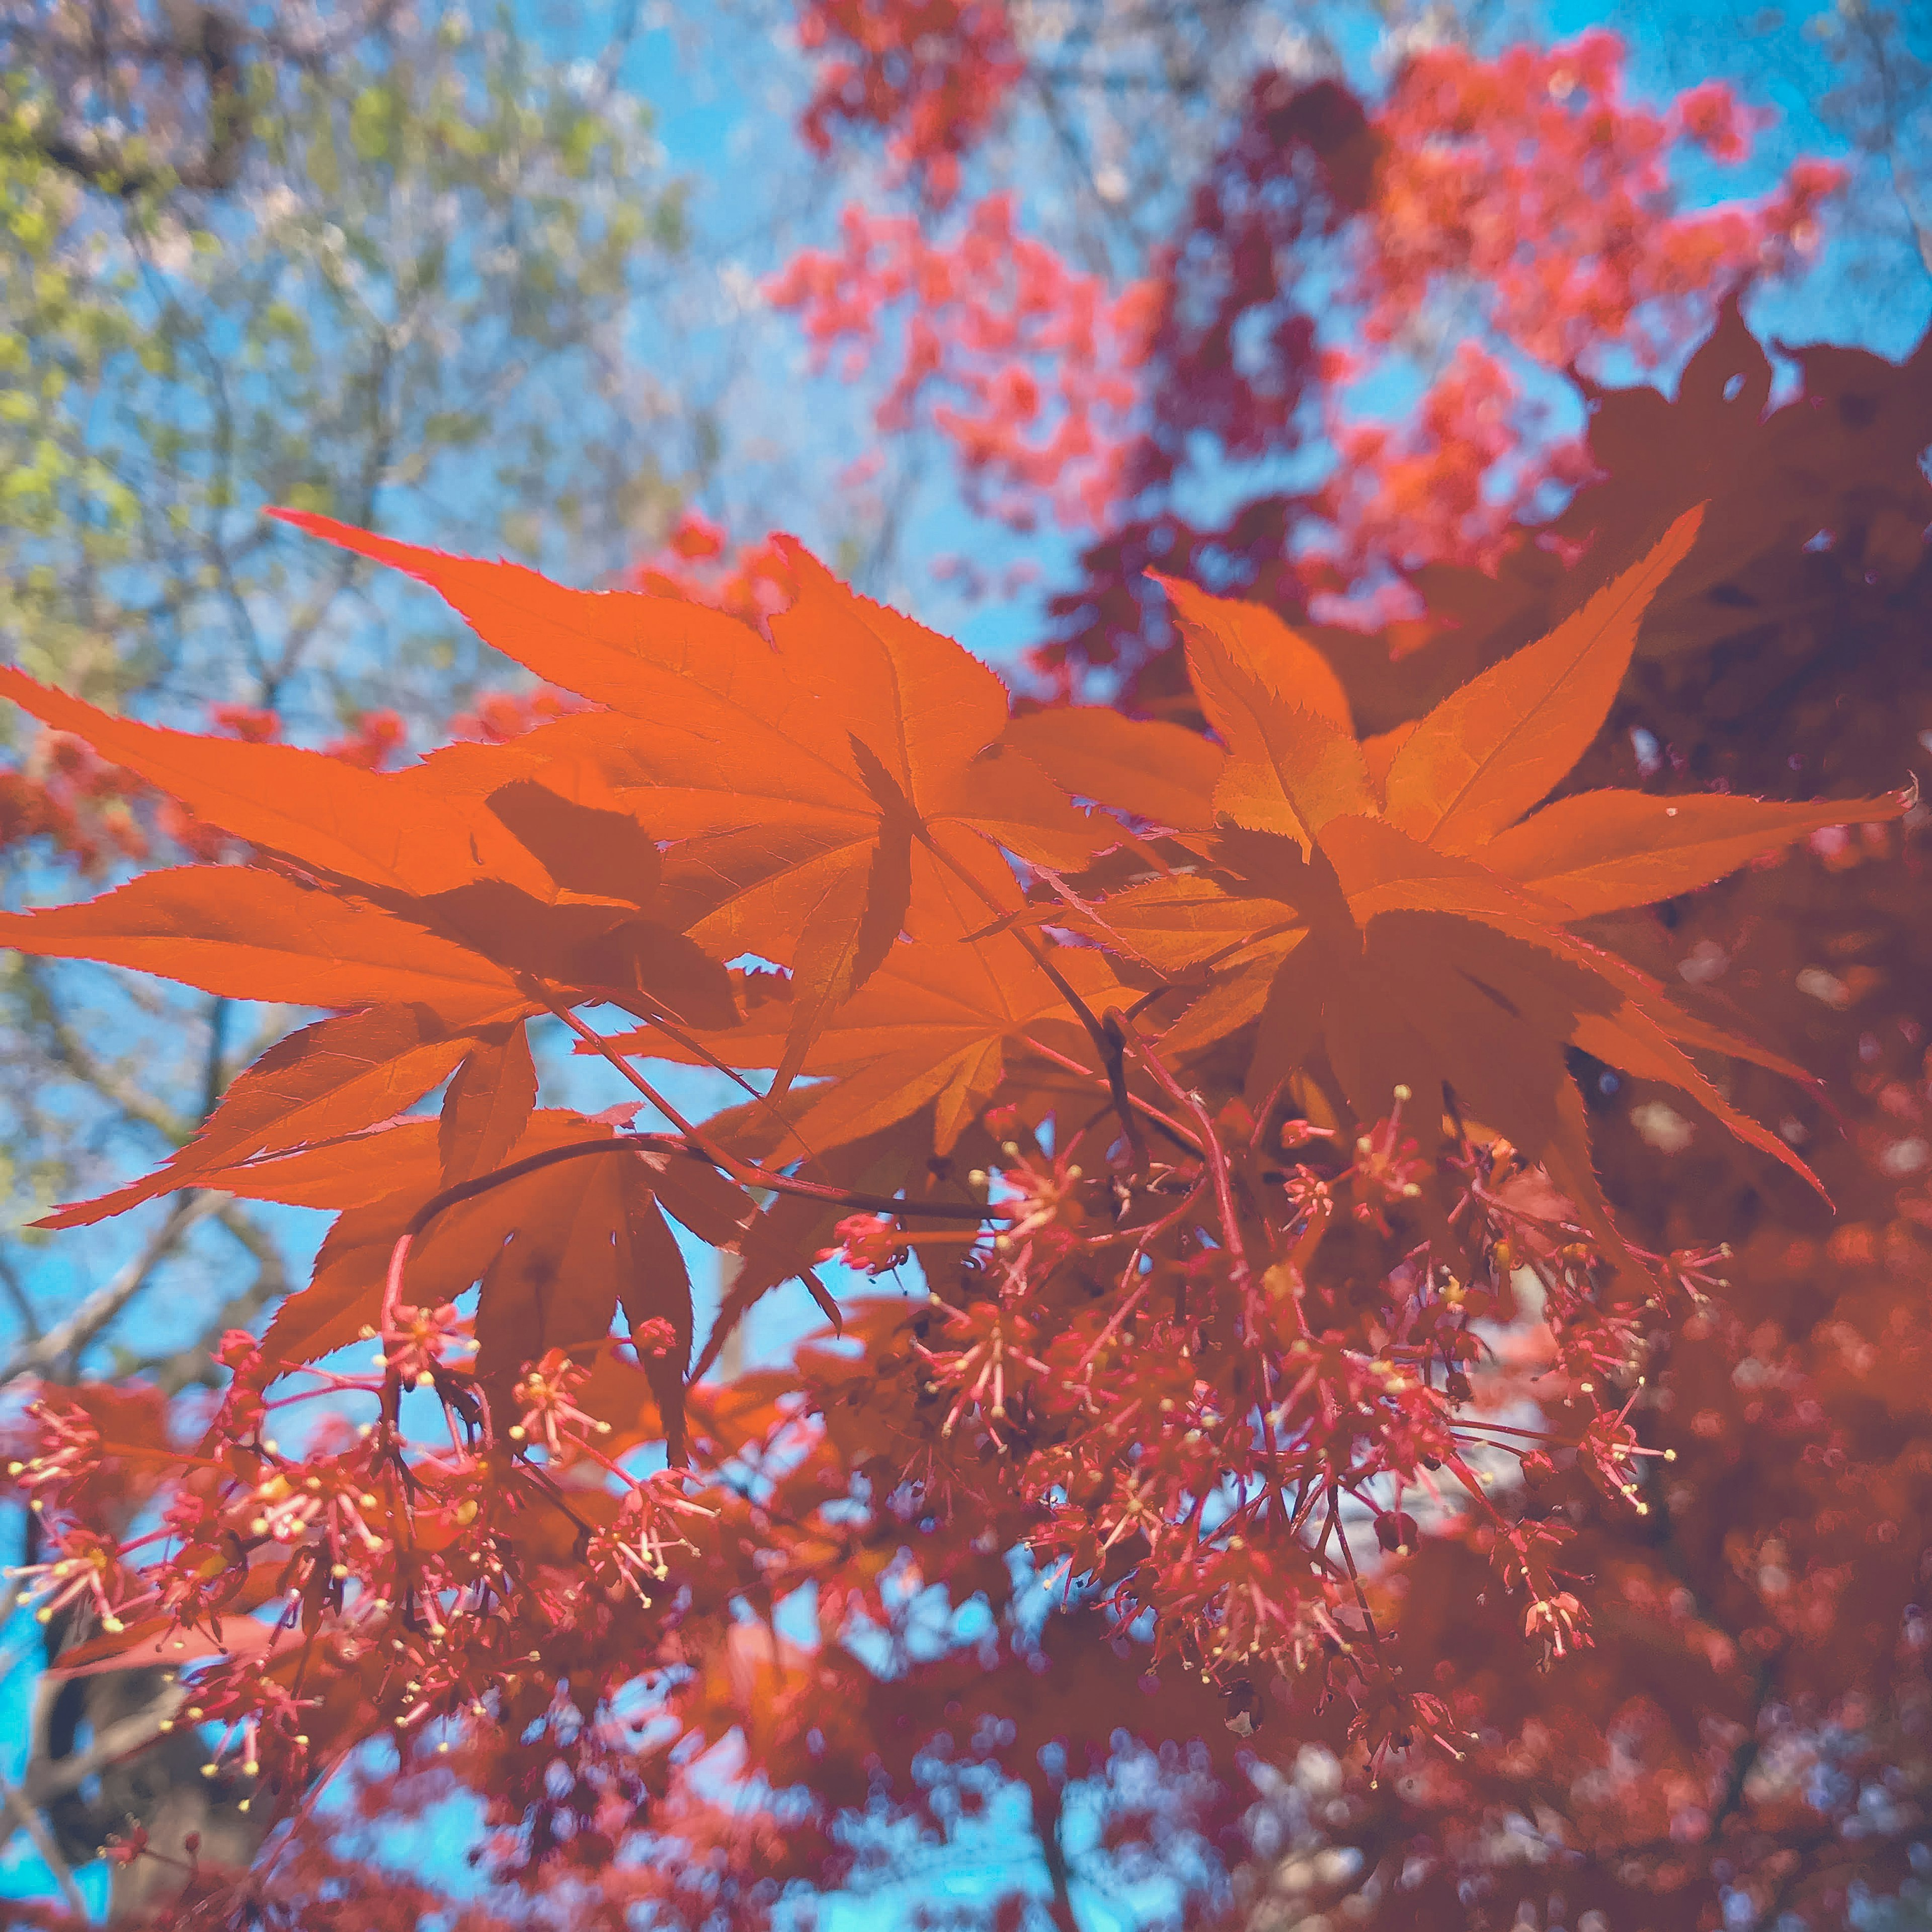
<box><xmin>1049</xmin><ymin>508</ymin><xmax>1910</xmax><ymax>1249</ymax></box>
<box><xmin>269</xmin><ymin>513</ymin><xmax>1104</xmax><ymax>1089</ymax></box>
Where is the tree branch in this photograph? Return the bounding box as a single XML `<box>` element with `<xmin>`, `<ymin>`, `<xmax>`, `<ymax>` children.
<box><xmin>0</xmin><ymin>1770</ymin><xmax>87</xmax><ymax>1916</ymax></box>
<box><xmin>20</xmin><ymin>962</ymin><xmax>195</xmax><ymax>1147</ymax></box>
<box><xmin>138</xmin><ymin>1204</ymin><xmax>291</xmax><ymax>1396</ymax></box>
<box><xmin>0</xmin><ymin>1192</ymin><xmax>225</xmax><ymax>1389</ymax></box>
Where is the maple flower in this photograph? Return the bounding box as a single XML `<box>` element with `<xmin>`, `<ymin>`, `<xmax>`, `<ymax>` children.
<box><xmin>588</xmin><ymin>1473</ymin><xmax>719</xmax><ymax>1601</ymax></box>
<box><xmin>1349</xmin><ymin>1686</ymin><xmax>1469</xmax><ymax>1780</ymax></box>
<box><xmin>1524</xmin><ymin>1588</ymin><xmax>1592</xmax><ymax>1663</ymax></box>
<box><xmin>376</xmin><ymin>1300</ymin><xmax>475</xmax><ymax>1391</ymax></box>
<box><xmin>1346</xmin><ymin>1090</ymin><xmax>1428</xmax><ymax>1228</ymax></box>
<box><xmin>915</xmin><ymin>1298</ymin><xmax>1050</xmax><ymax>1438</ymax></box>
<box><xmin>8</xmin><ymin>1528</ymin><xmax>140</xmax><ymax>1634</ymax></box>
<box><xmin>509</xmin><ymin>1350</ymin><xmax>610</xmax><ymax>1456</ymax></box>
<box><xmin>987</xmin><ymin>1146</ymin><xmax>1088</xmax><ymax>1249</ymax></box>
<box><xmin>821</xmin><ymin>1212</ymin><xmax>911</xmax><ymax>1274</ymax></box>
<box><xmin>5</xmin><ymin>1397</ymin><xmax>104</xmax><ymax>1516</ymax></box>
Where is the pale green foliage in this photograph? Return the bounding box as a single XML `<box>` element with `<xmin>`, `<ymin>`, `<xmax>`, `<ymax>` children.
<box><xmin>0</xmin><ymin>3</ymin><xmax>697</xmax><ymax>1349</ymax></box>
<box><xmin>0</xmin><ymin>4</ymin><xmax>691</xmax><ymax>727</ymax></box>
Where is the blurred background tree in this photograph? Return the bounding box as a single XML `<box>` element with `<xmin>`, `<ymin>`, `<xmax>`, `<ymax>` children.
<box><xmin>0</xmin><ymin>0</ymin><xmax>706</xmax><ymax>1362</ymax></box>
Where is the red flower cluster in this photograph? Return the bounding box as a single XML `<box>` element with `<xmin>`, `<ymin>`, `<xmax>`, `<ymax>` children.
<box><xmin>0</xmin><ymin>729</ymin><xmax>147</xmax><ymax>870</ymax></box>
<box><xmin>771</xmin><ymin>29</ymin><xmax>1843</xmax><ymax>615</ymax></box>
<box><xmin>796</xmin><ymin>0</ymin><xmax>1021</xmax><ymax>205</ymax></box>
<box><xmin>628</xmin><ymin>511</ymin><xmax>800</xmax><ymax>632</ymax></box>
<box><xmin>1</xmin><ymin>1097</ymin><xmax>1747</xmax><ymax>1894</ymax></box>
<box><xmin>1289</xmin><ymin>35</ymin><xmax>1844</xmax><ymax>607</ymax></box>
<box><xmin>1359</xmin><ymin>34</ymin><xmax>1837</xmax><ymax>373</ymax></box>
<box><xmin>1310</xmin><ymin>341</ymin><xmax>1602</xmax><ymax>624</ymax></box>
<box><xmin>767</xmin><ymin>194</ymin><xmax>1158</xmax><ymax>530</ymax></box>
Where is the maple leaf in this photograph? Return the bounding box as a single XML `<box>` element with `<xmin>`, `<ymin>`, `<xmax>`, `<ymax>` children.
<box><xmin>607</xmin><ymin>921</ymin><xmax>1132</xmax><ymax>1162</ymax></box>
<box><xmin>397</xmin><ymin>779</ymin><xmax>739</xmax><ymax>1031</ymax></box>
<box><xmin>438</xmin><ymin>1020</ymin><xmax>539</xmax><ymax>1185</ymax></box>
<box><xmin>1478</xmin><ymin>789</ymin><xmax>1906</xmax><ymax>917</ymax></box>
<box><xmin>686</xmin><ymin>1133</ymin><xmax>900</xmax><ymax>1381</ymax></box>
<box><xmin>0</xmin><ymin>665</ymin><xmax>547</xmax><ymax>900</ymax></box>
<box><xmin>1001</xmin><ymin>705</ymin><xmax>1226</xmax><ymax>832</ymax></box>
<box><xmin>0</xmin><ymin>670</ymin><xmax>736</xmax><ymax>1032</ymax></box>
<box><xmin>471</xmin><ymin>1145</ymin><xmax>695</xmax><ymax>1455</ymax></box>
<box><xmin>1050</xmin><ymin>509</ymin><xmax>1911</xmax><ymax>1245</ymax></box>
<box><xmin>269</xmin><ymin>512</ymin><xmax>1103</xmax><ymax>1086</ymax></box>
<box><xmin>246</xmin><ymin>1109</ymin><xmax>741</xmax><ymax>1456</ymax></box>
<box><xmin>1157</xmin><ymin>572</ymin><xmax>1362</xmax><ymax>846</ymax></box>
<box><xmin>38</xmin><ymin>1006</ymin><xmax>477</xmax><ymax>1229</ymax></box>
<box><xmin>0</xmin><ymin>866</ymin><xmax>536</xmax><ymax>1025</ymax></box>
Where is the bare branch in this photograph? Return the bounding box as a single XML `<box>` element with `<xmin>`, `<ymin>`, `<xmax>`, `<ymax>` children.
<box><xmin>0</xmin><ymin>1248</ymin><xmax>41</xmax><ymax>1344</ymax></box>
<box><xmin>0</xmin><ymin>1193</ymin><xmax>225</xmax><ymax>1389</ymax></box>
<box><xmin>0</xmin><ymin>1770</ymin><xmax>88</xmax><ymax>1916</ymax></box>
<box><xmin>141</xmin><ymin>1203</ymin><xmax>291</xmax><ymax>1397</ymax></box>
<box><xmin>19</xmin><ymin>961</ymin><xmax>196</xmax><ymax>1147</ymax></box>
<box><xmin>25</xmin><ymin>1694</ymin><xmax>181</xmax><ymax>1809</ymax></box>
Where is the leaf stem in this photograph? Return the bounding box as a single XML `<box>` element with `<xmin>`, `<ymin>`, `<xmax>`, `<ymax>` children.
<box><xmin>383</xmin><ymin>1131</ymin><xmax>1012</xmax><ymax>1321</ymax></box>
<box><xmin>916</xmin><ymin>829</ymin><xmax>1151</xmax><ymax>1167</ymax></box>
<box><xmin>1112</xmin><ymin>1011</ymin><xmax>1250</xmax><ymax>1292</ymax></box>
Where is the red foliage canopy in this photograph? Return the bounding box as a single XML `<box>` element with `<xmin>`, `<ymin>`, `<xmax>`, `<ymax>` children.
<box><xmin>2</xmin><ymin>13</ymin><xmax>1927</xmax><ymax>1928</ymax></box>
<box><xmin>5</xmin><ymin>300</ymin><xmax>1931</xmax><ymax>1930</ymax></box>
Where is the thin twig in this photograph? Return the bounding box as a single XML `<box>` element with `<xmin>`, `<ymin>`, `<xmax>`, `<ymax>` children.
<box><xmin>381</xmin><ymin>1133</ymin><xmax>1010</xmax><ymax>1330</ymax></box>
<box><xmin>138</xmin><ymin>1205</ymin><xmax>291</xmax><ymax>1396</ymax></box>
<box><xmin>0</xmin><ymin>1192</ymin><xmax>225</xmax><ymax>1388</ymax></box>
<box><xmin>1114</xmin><ymin>1011</ymin><xmax>1249</xmax><ymax>1287</ymax></box>
<box><xmin>24</xmin><ymin>1698</ymin><xmax>181</xmax><ymax>1807</ymax></box>
<box><xmin>915</xmin><ymin>829</ymin><xmax>1154</xmax><ymax>1168</ymax></box>
<box><xmin>0</xmin><ymin>1249</ymin><xmax>41</xmax><ymax>1344</ymax></box>
<box><xmin>400</xmin><ymin>1135</ymin><xmax>1008</xmax><ymax>1244</ymax></box>
<box><xmin>20</xmin><ymin>962</ymin><xmax>194</xmax><ymax>1146</ymax></box>
<box><xmin>0</xmin><ymin>1771</ymin><xmax>87</xmax><ymax>1915</ymax></box>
